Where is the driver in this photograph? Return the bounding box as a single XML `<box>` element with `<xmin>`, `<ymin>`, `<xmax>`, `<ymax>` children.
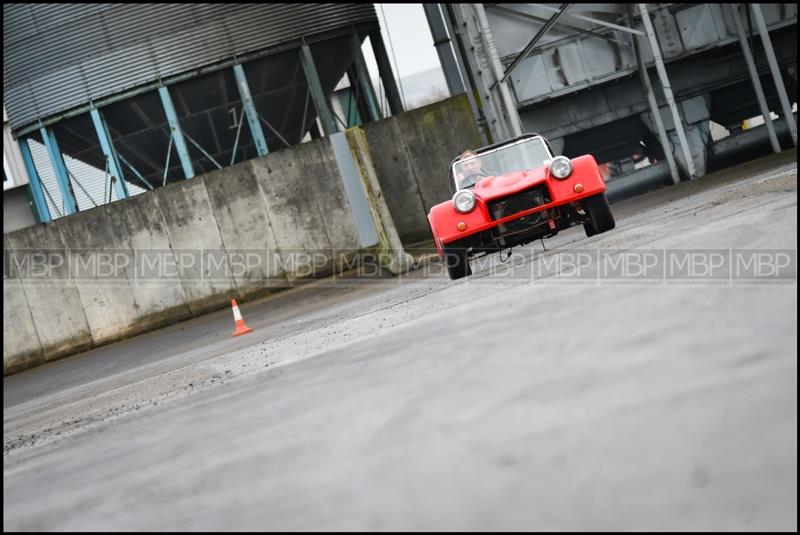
<box><xmin>455</xmin><ymin>150</ymin><xmax>487</xmax><ymax>189</ymax></box>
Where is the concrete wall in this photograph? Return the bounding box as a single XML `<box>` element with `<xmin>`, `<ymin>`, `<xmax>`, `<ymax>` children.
<box><xmin>251</xmin><ymin>139</ymin><xmax>363</xmax><ymax>282</ymax></box>
<box><xmin>3</xmin><ymin>235</ymin><xmax>45</xmax><ymax>374</ymax></box>
<box><xmin>103</xmin><ymin>192</ymin><xmax>193</xmax><ymax>336</ymax></box>
<box><xmin>154</xmin><ymin>176</ymin><xmax>238</xmax><ymax>315</ymax></box>
<box><xmin>202</xmin><ymin>162</ymin><xmax>285</xmax><ymax>300</ymax></box>
<box><xmin>3</xmin><ymin>135</ymin><xmax>371</xmax><ymax>375</ymax></box>
<box><xmin>363</xmin><ymin>94</ymin><xmax>482</xmax><ymax>245</ymax></box>
<box><xmin>5</xmin><ymin>223</ymin><xmax>94</xmax><ymax>370</ymax></box>
<box><xmin>3</xmin><ymin>96</ymin><xmax>478</xmax><ymax>375</ymax></box>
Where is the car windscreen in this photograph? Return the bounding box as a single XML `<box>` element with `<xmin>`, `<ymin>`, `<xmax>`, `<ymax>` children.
<box><xmin>452</xmin><ymin>137</ymin><xmax>552</xmax><ymax>190</ymax></box>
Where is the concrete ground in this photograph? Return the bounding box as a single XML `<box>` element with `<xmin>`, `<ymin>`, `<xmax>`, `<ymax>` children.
<box><xmin>3</xmin><ymin>150</ymin><xmax>797</xmax><ymax>531</ymax></box>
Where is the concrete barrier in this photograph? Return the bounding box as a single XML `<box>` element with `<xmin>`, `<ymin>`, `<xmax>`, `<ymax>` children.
<box><xmin>346</xmin><ymin>127</ymin><xmax>414</xmax><ymax>275</ymax></box>
<box><xmin>363</xmin><ymin>94</ymin><xmax>482</xmax><ymax>245</ymax></box>
<box><xmin>5</xmin><ymin>223</ymin><xmax>93</xmax><ymax>364</ymax></box>
<box><xmin>56</xmin><ymin>207</ymin><xmax>141</xmax><ymax>346</ymax></box>
<box><xmin>3</xmin><ymin>137</ymin><xmax>376</xmax><ymax>374</ymax></box>
<box><xmin>103</xmin><ymin>193</ymin><xmax>193</xmax><ymax>335</ymax></box>
<box><xmin>251</xmin><ymin>140</ymin><xmax>337</xmax><ymax>282</ymax></box>
<box><xmin>363</xmin><ymin>117</ymin><xmax>429</xmax><ymax>245</ymax></box>
<box><xmin>3</xmin><ymin>236</ymin><xmax>44</xmax><ymax>374</ymax></box>
<box><xmin>155</xmin><ymin>176</ymin><xmax>238</xmax><ymax>315</ymax></box>
<box><xmin>203</xmin><ymin>161</ymin><xmax>287</xmax><ymax>300</ymax></box>
<box><xmin>2</xmin><ymin>96</ymin><xmax>478</xmax><ymax>375</ymax></box>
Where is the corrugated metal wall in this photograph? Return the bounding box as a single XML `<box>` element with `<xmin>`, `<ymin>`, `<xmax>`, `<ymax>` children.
<box><xmin>3</xmin><ymin>3</ymin><xmax>378</xmax><ymax>131</ymax></box>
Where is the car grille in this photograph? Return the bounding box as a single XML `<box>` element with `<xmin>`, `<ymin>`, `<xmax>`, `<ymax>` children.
<box><xmin>488</xmin><ymin>184</ymin><xmax>551</xmax><ymax>222</ymax></box>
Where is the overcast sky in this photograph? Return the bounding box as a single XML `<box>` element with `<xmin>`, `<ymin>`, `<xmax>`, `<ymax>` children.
<box><xmin>363</xmin><ymin>3</ymin><xmax>442</xmax><ymax>81</ymax></box>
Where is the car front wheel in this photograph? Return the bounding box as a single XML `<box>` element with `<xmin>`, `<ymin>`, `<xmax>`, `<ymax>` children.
<box><xmin>583</xmin><ymin>193</ymin><xmax>615</xmax><ymax>236</ymax></box>
<box><xmin>443</xmin><ymin>245</ymin><xmax>471</xmax><ymax>280</ymax></box>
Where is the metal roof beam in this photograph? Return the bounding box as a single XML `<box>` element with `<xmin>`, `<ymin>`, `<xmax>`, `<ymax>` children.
<box><xmin>117</xmin><ymin>154</ymin><xmax>155</xmax><ymax>190</ymax></box>
<box><xmin>206</xmin><ymin>111</ymin><xmax>224</xmax><ymax>156</ymax></box>
<box><xmin>535</xmin><ymin>3</ymin><xmax>643</xmax><ymax>35</ymax></box>
<box><xmin>486</xmin><ymin>4</ymin><xmax>628</xmax><ymax>47</ymax></box>
<box><xmin>100</xmin><ymin>123</ymin><xmax>165</xmax><ymax>174</ymax></box>
<box><xmin>128</xmin><ymin>99</ymin><xmax>157</xmax><ymax>129</ymax></box>
<box><xmin>279</xmin><ymin>61</ymin><xmax>303</xmax><ymax>134</ymax></box>
<box><xmin>59</xmin><ymin>117</ymin><xmax>161</xmax><ymax>189</ymax></box>
<box><xmin>497</xmin><ymin>3</ymin><xmax>570</xmax><ymax>86</ymax></box>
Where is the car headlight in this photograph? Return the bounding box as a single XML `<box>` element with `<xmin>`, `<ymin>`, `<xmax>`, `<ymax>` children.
<box><xmin>550</xmin><ymin>156</ymin><xmax>572</xmax><ymax>180</ymax></box>
<box><xmin>453</xmin><ymin>190</ymin><xmax>476</xmax><ymax>213</ymax></box>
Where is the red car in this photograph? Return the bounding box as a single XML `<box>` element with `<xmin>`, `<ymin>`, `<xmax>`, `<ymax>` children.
<box><xmin>428</xmin><ymin>133</ymin><xmax>616</xmax><ymax>280</ymax></box>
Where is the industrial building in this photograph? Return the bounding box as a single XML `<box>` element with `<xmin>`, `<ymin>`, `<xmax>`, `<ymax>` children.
<box><xmin>3</xmin><ymin>4</ymin><xmax>403</xmax><ymax>230</ymax></box>
<box><xmin>3</xmin><ymin>3</ymin><xmax>797</xmax><ymax>232</ymax></box>
<box><xmin>425</xmin><ymin>3</ymin><xmax>797</xmax><ymax>198</ymax></box>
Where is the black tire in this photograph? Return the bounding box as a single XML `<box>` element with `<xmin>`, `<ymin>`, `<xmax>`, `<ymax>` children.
<box><xmin>583</xmin><ymin>193</ymin><xmax>616</xmax><ymax>236</ymax></box>
<box><xmin>443</xmin><ymin>245</ymin><xmax>471</xmax><ymax>280</ymax></box>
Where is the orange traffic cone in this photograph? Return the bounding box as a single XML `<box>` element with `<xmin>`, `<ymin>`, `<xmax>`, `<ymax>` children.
<box><xmin>231</xmin><ymin>299</ymin><xmax>253</xmax><ymax>337</ymax></box>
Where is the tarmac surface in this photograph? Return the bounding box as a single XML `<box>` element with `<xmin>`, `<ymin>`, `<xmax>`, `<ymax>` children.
<box><xmin>3</xmin><ymin>150</ymin><xmax>797</xmax><ymax>531</ymax></box>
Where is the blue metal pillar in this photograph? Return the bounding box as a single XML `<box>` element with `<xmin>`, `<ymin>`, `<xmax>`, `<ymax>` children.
<box><xmin>341</xmin><ymin>80</ymin><xmax>363</xmax><ymax>127</ymax></box>
<box><xmin>158</xmin><ymin>86</ymin><xmax>195</xmax><ymax>179</ymax></box>
<box><xmin>299</xmin><ymin>44</ymin><xmax>338</xmax><ymax>136</ymax></box>
<box><xmin>90</xmin><ymin>108</ymin><xmax>129</xmax><ymax>200</ymax></box>
<box><xmin>349</xmin><ymin>34</ymin><xmax>382</xmax><ymax>122</ymax></box>
<box><xmin>233</xmin><ymin>64</ymin><xmax>269</xmax><ymax>156</ymax></box>
<box><xmin>40</xmin><ymin>126</ymin><xmax>78</xmax><ymax>215</ymax></box>
<box><xmin>368</xmin><ymin>29</ymin><xmax>405</xmax><ymax>115</ymax></box>
<box><xmin>18</xmin><ymin>139</ymin><xmax>52</xmax><ymax>223</ymax></box>
<box><xmin>423</xmin><ymin>4</ymin><xmax>466</xmax><ymax>97</ymax></box>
